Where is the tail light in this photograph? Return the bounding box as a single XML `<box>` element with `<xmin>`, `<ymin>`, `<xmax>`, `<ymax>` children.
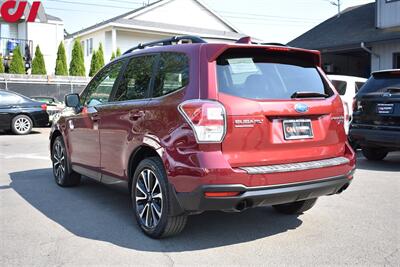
<box><xmin>352</xmin><ymin>99</ymin><xmax>362</xmax><ymax>112</ymax></box>
<box><xmin>178</xmin><ymin>100</ymin><xmax>226</xmax><ymax>143</ymax></box>
<box><xmin>41</xmin><ymin>104</ymin><xmax>47</xmax><ymax>111</ymax></box>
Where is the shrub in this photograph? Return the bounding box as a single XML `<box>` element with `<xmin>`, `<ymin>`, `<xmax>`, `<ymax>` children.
<box><xmin>31</xmin><ymin>45</ymin><xmax>47</xmax><ymax>75</ymax></box>
<box><xmin>0</xmin><ymin>55</ymin><xmax>4</xmax><ymax>73</ymax></box>
<box><xmin>69</xmin><ymin>40</ymin><xmax>86</xmax><ymax>76</ymax></box>
<box><xmin>55</xmin><ymin>42</ymin><xmax>68</xmax><ymax>76</ymax></box>
<box><xmin>97</xmin><ymin>43</ymin><xmax>105</xmax><ymax>69</ymax></box>
<box><xmin>89</xmin><ymin>49</ymin><xmax>98</xmax><ymax>77</ymax></box>
<box><xmin>9</xmin><ymin>46</ymin><xmax>25</xmax><ymax>74</ymax></box>
<box><xmin>110</xmin><ymin>51</ymin><xmax>116</xmax><ymax>61</ymax></box>
<box><xmin>116</xmin><ymin>47</ymin><xmax>121</xmax><ymax>57</ymax></box>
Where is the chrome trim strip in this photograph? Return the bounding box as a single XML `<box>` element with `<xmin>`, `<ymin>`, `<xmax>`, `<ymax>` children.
<box><xmin>240</xmin><ymin>157</ymin><xmax>350</xmax><ymax>174</ymax></box>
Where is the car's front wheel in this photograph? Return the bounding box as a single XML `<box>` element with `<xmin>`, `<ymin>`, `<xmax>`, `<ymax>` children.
<box><xmin>52</xmin><ymin>136</ymin><xmax>81</xmax><ymax>187</ymax></box>
<box><xmin>131</xmin><ymin>157</ymin><xmax>187</xmax><ymax>238</ymax></box>
<box><xmin>11</xmin><ymin>114</ymin><xmax>33</xmax><ymax>135</ymax></box>
<box><xmin>273</xmin><ymin>198</ymin><xmax>317</xmax><ymax>215</ymax></box>
<box><xmin>361</xmin><ymin>147</ymin><xmax>388</xmax><ymax>161</ymax></box>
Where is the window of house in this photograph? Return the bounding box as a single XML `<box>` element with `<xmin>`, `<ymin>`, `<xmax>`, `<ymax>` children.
<box><xmin>85</xmin><ymin>38</ymin><xmax>93</xmax><ymax>56</ymax></box>
<box><xmin>113</xmin><ymin>55</ymin><xmax>157</xmax><ymax>102</ymax></box>
<box><xmin>393</xmin><ymin>52</ymin><xmax>400</xmax><ymax>69</ymax></box>
<box><xmin>152</xmin><ymin>53</ymin><xmax>189</xmax><ymax>97</ymax></box>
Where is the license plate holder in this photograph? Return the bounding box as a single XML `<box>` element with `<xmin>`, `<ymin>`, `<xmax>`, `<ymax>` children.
<box><xmin>283</xmin><ymin>119</ymin><xmax>314</xmax><ymax>140</ymax></box>
<box><xmin>376</xmin><ymin>104</ymin><xmax>394</xmax><ymax>115</ymax></box>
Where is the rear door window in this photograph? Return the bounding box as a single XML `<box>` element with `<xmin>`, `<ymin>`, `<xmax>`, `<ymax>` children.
<box><xmin>217</xmin><ymin>49</ymin><xmax>333</xmax><ymax>100</ymax></box>
<box><xmin>331</xmin><ymin>80</ymin><xmax>347</xmax><ymax>95</ymax></box>
<box><xmin>152</xmin><ymin>52</ymin><xmax>189</xmax><ymax>98</ymax></box>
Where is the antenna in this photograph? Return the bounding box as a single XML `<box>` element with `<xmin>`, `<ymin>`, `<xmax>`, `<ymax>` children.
<box><xmin>326</xmin><ymin>0</ymin><xmax>342</xmax><ymax>18</ymax></box>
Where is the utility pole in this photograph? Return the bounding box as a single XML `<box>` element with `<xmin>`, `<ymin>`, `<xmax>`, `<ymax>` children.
<box><xmin>327</xmin><ymin>0</ymin><xmax>342</xmax><ymax>18</ymax></box>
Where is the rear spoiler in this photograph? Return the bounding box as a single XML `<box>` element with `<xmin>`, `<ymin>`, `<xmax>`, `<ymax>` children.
<box><xmin>204</xmin><ymin>44</ymin><xmax>321</xmax><ymax>67</ymax></box>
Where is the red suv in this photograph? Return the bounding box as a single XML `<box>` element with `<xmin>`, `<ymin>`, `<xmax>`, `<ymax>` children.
<box><xmin>50</xmin><ymin>36</ymin><xmax>356</xmax><ymax>238</ymax></box>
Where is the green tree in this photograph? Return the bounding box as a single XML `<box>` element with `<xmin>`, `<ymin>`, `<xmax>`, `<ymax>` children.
<box><xmin>55</xmin><ymin>42</ymin><xmax>68</xmax><ymax>76</ymax></box>
<box><xmin>116</xmin><ymin>47</ymin><xmax>122</xmax><ymax>57</ymax></box>
<box><xmin>97</xmin><ymin>43</ymin><xmax>105</xmax><ymax>69</ymax></box>
<box><xmin>9</xmin><ymin>46</ymin><xmax>25</xmax><ymax>74</ymax></box>
<box><xmin>0</xmin><ymin>55</ymin><xmax>4</xmax><ymax>73</ymax></box>
<box><xmin>89</xmin><ymin>49</ymin><xmax>98</xmax><ymax>77</ymax></box>
<box><xmin>69</xmin><ymin>40</ymin><xmax>86</xmax><ymax>76</ymax></box>
<box><xmin>31</xmin><ymin>45</ymin><xmax>47</xmax><ymax>75</ymax></box>
<box><xmin>110</xmin><ymin>51</ymin><xmax>116</xmax><ymax>61</ymax></box>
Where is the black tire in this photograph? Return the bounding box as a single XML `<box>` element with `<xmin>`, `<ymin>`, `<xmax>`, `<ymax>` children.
<box><xmin>361</xmin><ymin>147</ymin><xmax>388</xmax><ymax>161</ymax></box>
<box><xmin>52</xmin><ymin>136</ymin><xmax>81</xmax><ymax>187</ymax></box>
<box><xmin>131</xmin><ymin>157</ymin><xmax>187</xmax><ymax>238</ymax></box>
<box><xmin>11</xmin><ymin>114</ymin><xmax>33</xmax><ymax>135</ymax></box>
<box><xmin>273</xmin><ymin>198</ymin><xmax>317</xmax><ymax>215</ymax></box>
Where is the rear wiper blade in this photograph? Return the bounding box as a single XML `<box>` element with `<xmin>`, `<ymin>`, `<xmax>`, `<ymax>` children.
<box><xmin>291</xmin><ymin>91</ymin><xmax>328</xmax><ymax>99</ymax></box>
<box><xmin>384</xmin><ymin>87</ymin><xmax>400</xmax><ymax>93</ymax></box>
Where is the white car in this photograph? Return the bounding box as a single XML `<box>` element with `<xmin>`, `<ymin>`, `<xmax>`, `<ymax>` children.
<box><xmin>328</xmin><ymin>75</ymin><xmax>367</xmax><ymax>134</ymax></box>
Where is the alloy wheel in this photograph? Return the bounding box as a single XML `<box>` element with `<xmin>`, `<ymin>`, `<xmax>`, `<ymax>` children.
<box><xmin>135</xmin><ymin>169</ymin><xmax>163</xmax><ymax>229</ymax></box>
<box><xmin>14</xmin><ymin>117</ymin><xmax>31</xmax><ymax>134</ymax></box>
<box><xmin>53</xmin><ymin>142</ymin><xmax>65</xmax><ymax>182</ymax></box>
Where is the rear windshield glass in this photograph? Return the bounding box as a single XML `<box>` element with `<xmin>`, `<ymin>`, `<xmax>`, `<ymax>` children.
<box><xmin>217</xmin><ymin>49</ymin><xmax>333</xmax><ymax>100</ymax></box>
<box><xmin>359</xmin><ymin>74</ymin><xmax>400</xmax><ymax>94</ymax></box>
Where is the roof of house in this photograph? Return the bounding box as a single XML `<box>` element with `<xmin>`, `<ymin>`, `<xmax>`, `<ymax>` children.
<box><xmin>45</xmin><ymin>14</ymin><xmax>62</xmax><ymax>22</ymax></box>
<box><xmin>66</xmin><ymin>0</ymin><xmax>240</xmax><ymax>39</ymax></box>
<box><xmin>288</xmin><ymin>3</ymin><xmax>400</xmax><ymax>50</ymax></box>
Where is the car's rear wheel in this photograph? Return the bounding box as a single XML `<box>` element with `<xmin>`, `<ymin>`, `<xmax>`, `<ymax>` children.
<box><xmin>273</xmin><ymin>198</ymin><xmax>317</xmax><ymax>215</ymax></box>
<box><xmin>52</xmin><ymin>136</ymin><xmax>81</xmax><ymax>187</ymax></box>
<box><xmin>131</xmin><ymin>157</ymin><xmax>187</xmax><ymax>238</ymax></box>
<box><xmin>11</xmin><ymin>115</ymin><xmax>33</xmax><ymax>135</ymax></box>
<box><xmin>361</xmin><ymin>147</ymin><xmax>388</xmax><ymax>161</ymax></box>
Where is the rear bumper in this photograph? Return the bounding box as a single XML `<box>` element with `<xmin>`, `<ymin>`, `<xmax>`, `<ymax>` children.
<box><xmin>350</xmin><ymin>128</ymin><xmax>400</xmax><ymax>149</ymax></box>
<box><xmin>173</xmin><ymin>171</ymin><xmax>354</xmax><ymax>213</ymax></box>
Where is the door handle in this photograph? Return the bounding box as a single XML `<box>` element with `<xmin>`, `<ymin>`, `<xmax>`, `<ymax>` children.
<box><xmin>129</xmin><ymin>111</ymin><xmax>145</xmax><ymax>121</ymax></box>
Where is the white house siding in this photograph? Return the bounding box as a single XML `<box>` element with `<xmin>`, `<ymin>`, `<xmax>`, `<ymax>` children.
<box><xmin>371</xmin><ymin>41</ymin><xmax>400</xmax><ymax>71</ymax></box>
<box><xmin>376</xmin><ymin>0</ymin><xmax>400</xmax><ymax>29</ymax></box>
<box><xmin>131</xmin><ymin>0</ymin><xmax>233</xmax><ymax>32</ymax></box>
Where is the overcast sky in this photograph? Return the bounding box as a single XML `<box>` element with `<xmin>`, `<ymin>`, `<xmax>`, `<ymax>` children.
<box><xmin>43</xmin><ymin>0</ymin><xmax>374</xmax><ymax>43</ymax></box>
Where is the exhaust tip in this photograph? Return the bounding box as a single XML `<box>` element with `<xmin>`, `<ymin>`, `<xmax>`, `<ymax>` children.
<box><xmin>235</xmin><ymin>199</ymin><xmax>253</xmax><ymax>212</ymax></box>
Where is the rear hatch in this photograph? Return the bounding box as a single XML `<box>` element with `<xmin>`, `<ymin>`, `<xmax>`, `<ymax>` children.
<box><xmin>215</xmin><ymin>47</ymin><xmax>347</xmax><ymax>167</ymax></box>
<box><xmin>353</xmin><ymin>71</ymin><xmax>400</xmax><ymax>129</ymax></box>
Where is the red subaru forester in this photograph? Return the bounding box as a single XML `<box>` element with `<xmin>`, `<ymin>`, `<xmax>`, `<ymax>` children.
<box><xmin>50</xmin><ymin>36</ymin><xmax>356</xmax><ymax>238</ymax></box>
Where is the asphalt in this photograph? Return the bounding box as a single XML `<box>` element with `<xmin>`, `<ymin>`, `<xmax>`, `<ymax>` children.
<box><xmin>0</xmin><ymin>128</ymin><xmax>399</xmax><ymax>266</ymax></box>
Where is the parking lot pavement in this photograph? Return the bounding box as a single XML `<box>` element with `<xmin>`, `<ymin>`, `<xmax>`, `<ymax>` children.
<box><xmin>0</xmin><ymin>128</ymin><xmax>399</xmax><ymax>266</ymax></box>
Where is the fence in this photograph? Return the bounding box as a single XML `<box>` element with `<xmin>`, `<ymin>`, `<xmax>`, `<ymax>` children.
<box><xmin>0</xmin><ymin>74</ymin><xmax>90</xmax><ymax>101</ymax></box>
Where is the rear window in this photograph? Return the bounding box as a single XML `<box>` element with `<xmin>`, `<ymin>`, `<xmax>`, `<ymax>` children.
<box><xmin>359</xmin><ymin>73</ymin><xmax>400</xmax><ymax>94</ymax></box>
<box><xmin>217</xmin><ymin>49</ymin><xmax>333</xmax><ymax>100</ymax></box>
<box><xmin>331</xmin><ymin>80</ymin><xmax>347</xmax><ymax>95</ymax></box>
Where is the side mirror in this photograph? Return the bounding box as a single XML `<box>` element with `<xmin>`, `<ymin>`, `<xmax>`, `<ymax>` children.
<box><xmin>65</xmin><ymin>93</ymin><xmax>80</xmax><ymax>108</ymax></box>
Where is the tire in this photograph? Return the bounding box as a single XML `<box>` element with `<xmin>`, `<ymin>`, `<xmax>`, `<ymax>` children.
<box><xmin>131</xmin><ymin>157</ymin><xmax>187</xmax><ymax>239</ymax></box>
<box><xmin>11</xmin><ymin>115</ymin><xmax>33</xmax><ymax>135</ymax></box>
<box><xmin>361</xmin><ymin>147</ymin><xmax>388</xmax><ymax>161</ymax></box>
<box><xmin>52</xmin><ymin>136</ymin><xmax>81</xmax><ymax>187</ymax></box>
<box><xmin>273</xmin><ymin>198</ymin><xmax>317</xmax><ymax>215</ymax></box>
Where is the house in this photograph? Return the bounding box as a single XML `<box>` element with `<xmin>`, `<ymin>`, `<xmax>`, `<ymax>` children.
<box><xmin>288</xmin><ymin>0</ymin><xmax>400</xmax><ymax>78</ymax></box>
<box><xmin>0</xmin><ymin>0</ymin><xmax>64</xmax><ymax>75</ymax></box>
<box><xmin>65</xmin><ymin>0</ymin><xmax>247</xmax><ymax>76</ymax></box>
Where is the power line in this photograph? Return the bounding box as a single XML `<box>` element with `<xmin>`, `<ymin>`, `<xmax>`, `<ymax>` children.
<box><xmin>217</xmin><ymin>10</ymin><xmax>324</xmax><ymax>22</ymax></box>
<box><xmin>45</xmin><ymin>0</ymin><xmax>145</xmax><ymax>10</ymax></box>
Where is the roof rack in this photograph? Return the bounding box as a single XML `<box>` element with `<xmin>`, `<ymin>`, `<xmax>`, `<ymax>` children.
<box><xmin>123</xmin><ymin>35</ymin><xmax>207</xmax><ymax>55</ymax></box>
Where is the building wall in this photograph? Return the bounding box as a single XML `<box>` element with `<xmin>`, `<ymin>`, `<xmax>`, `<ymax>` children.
<box><xmin>131</xmin><ymin>0</ymin><xmax>233</xmax><ymax>32</ymax></box>
<box><xmin>26</xmin><ymin>20</ymin><xmax>64</xmax><ymax>75</ymax></box>
<box><xmin>376</xmin><ymin>0</ymin><xmax>400</xmax><ymax>28</ymax></box>
<box><xmin>371</xmin><ymin>40</ymin><xmax>400</xmax><ymax>71</ymax></box>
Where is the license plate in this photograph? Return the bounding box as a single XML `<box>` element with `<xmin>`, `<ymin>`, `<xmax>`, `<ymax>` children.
<box><xmin>376</xmin><ymin>104</ymin><xmax>394</xmax><ymax>115</ymax></box>
<box><xmin>283</xmin><ymin>119</ymin><xmax>314</xmax><ymax>140</ymax></box>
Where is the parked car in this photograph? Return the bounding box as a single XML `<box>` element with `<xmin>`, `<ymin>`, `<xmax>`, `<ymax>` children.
<box><xmin>350</xmin><ymin>69</ymin><xmax>400</xmax><ymax>160</ymax></box>
<box><xmin>328</xmin><ymin>75</ymin><xmax>367</xmax><ymax>134</ymax></box>
<box><xmin>0</xmin><ymin>90</ymin><xmax>49</xmax><ymax>135</ymax></box>
<box><xmin>50</xmin><ymin>36</ymin><xmax>356</xmax><ymax>238</ymax></box>
<box><xmin>31</xmin><ymin>96</ymin><xmax>65</xmax><ymax>124</ymax></box>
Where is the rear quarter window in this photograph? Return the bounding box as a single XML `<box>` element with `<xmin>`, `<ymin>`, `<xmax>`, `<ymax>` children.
<box><xmin>217</xmin><ymin>48</ymin><xmax>333</xmax><ymax>100</ymax></box>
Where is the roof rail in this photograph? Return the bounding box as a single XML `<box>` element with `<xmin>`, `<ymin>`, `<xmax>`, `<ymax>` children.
<box><xmin>123</xmin><ymin>35</ymin><xmax>207</xmax><ymax>55</ymax></box>
<box><xmin>261</xmin><ymin>42</ymin><xmax>287</xmax><ymax>46</ymax></box>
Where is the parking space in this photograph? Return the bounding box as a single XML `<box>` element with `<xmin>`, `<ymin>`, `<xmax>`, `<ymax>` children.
<box><xmin>0</xmin><ymin>129</ymin><xmax>399</xmax><ymax>266</ymax></box>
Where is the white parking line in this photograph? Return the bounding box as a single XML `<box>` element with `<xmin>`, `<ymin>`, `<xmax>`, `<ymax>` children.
<box><xmin>0</xmin><ymin>153</ymin><xmax>50</xmax><ymax>161</ymax></box>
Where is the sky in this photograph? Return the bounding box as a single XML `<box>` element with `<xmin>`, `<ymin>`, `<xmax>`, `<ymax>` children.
<box><xmin>42</xmin><ymin>0</ymin><xmax>375</xmax><ymax>43</ymax></box>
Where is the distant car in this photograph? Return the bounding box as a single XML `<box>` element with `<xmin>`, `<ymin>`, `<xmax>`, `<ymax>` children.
<box><xmin>350</xmin><ymin>70</ymin><xmax>400</xmax><ymax>161</ymax></box>
<box><xmin>30</xmin><ymin>96</ymin><xmax>65</xmax><ymax>123</ymax></box>
<box><xmin>0</xmin><ymin>90</ymin><xmax>49</xmax><ymax>135</ymax></box>
<box><xmin>328</xmin><ymin>75</ymin><xmax>367</xmax><ymax>134</ymax></box>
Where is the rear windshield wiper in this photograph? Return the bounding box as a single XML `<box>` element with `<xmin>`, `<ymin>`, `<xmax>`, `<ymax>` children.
<box><xmin>291</xmin><ymin>91</ymin><xmax>328</xmax><ymax>99</ymax></box>
<box><xmin>384</xmin><ymin>87</ymin><xmax>400</xmax><ymax>94</ymax></box>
